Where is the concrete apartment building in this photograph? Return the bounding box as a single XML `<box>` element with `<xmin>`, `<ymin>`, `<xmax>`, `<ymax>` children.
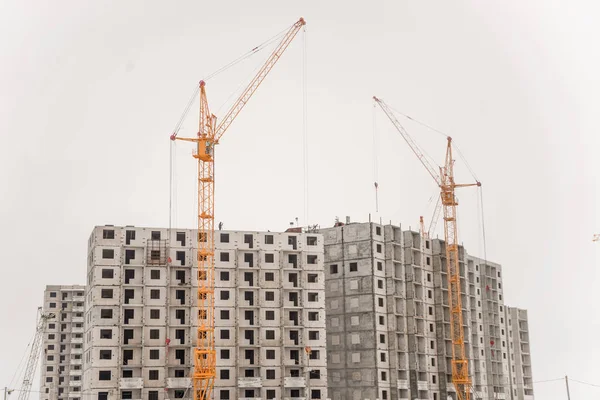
<box><xmin>320</xmin><ymin>221</ymin><xmax>533</xmax><ymax>400</ymax></box>
<box><xmin>504</xmin><ymin>308</ymin><xmax>534</xmax><ymax>400</ymax></box>
<box><xmin>81</xmin><ymin>225</ymin><xmax>327</xmax><ymax>400</ymax></box>
<box><xmin>37</xmin><ymin>221</ymin><xmax>533</xmax><ymax>400</ymax></box>
<box><xmin>39</xmin><ymin>285</ymin><xmax>87</xmax><ymax>400</ymax></box>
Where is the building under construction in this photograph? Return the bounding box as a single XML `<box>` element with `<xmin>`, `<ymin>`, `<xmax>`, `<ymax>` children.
<box><xmin>321</xmin><ymin>220</ymin><xmax>533</xmax><ymax>400</ymax></box>
<box><xmin>35</xmin><ymin>222</ymin><xmax>533</xmax><ymax>400</ymax></box>
<box><xmin>39</xmin><ymin>285</ymin><xmax>86</xmax><ymax>400</ymax></box>
<box><xmin>79</xmin><ymin>225</ymin><xmax>327</xmax><ymax>400</ymax></box>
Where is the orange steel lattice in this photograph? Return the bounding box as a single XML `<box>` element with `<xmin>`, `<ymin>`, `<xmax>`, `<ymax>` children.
<box><xmin>171</xmin><ymin>18</ymin><xmax>306</xmax><ymax>400</ymax></box>
<box><xmin>374</xmin><ymin>97</ymin><xmax>480</xmax><ymax>400</ymax></box>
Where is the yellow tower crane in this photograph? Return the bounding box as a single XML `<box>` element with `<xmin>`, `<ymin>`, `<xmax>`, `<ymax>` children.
<box><xmin>170</xmin><ymin>18</ymin><xmax>306</xmax><ymax>400</ymax></box>
<box><xmin>374</xmin><ymin>96</ymin><xmax>480</xmax><ymax>400</ymax></box>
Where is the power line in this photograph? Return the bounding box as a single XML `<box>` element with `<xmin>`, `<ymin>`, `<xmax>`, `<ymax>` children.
<box><xmin>7</xmin><ymin>389</ymin><xmax>44</xmax><ymax>394</ymax></box>
<box><xmin>570</xmin><ymin>378</ymin><xmax>600</xmax><ymax>388</ymax></box>
<box><xmin>532</xmin><ymin>377</ymin><xmax>564</xmax><ymax>384</ymax></box>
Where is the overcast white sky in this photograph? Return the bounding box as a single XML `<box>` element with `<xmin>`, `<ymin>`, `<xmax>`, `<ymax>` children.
<box><xmin>1</xmin><ymin>1</ymin><xmax>598</xmax><ymax>399</ymax></box>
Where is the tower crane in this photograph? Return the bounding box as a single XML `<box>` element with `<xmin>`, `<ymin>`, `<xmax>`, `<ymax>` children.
<box><xmin>170</xmin><ymin>18</ymin><xmax>306</xmax><ymax>400</ymax></box>
<box><xmin>17</xmin><ymin>307</ymin><xmax>55</xmax><ymax>400</ymax></box>
<box><xmin>373</xmin><ymin>96</ymin><xmax>480</xmax><ymax>400</ymax></box>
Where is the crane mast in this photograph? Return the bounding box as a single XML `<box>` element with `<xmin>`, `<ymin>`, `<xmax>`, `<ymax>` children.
<box><xmin>419</xmin><ymin>216</ymin><xmax>427</xmax><ymax>239</ymax></box>
<box><xmin>374</xmin><ymin>97</ymin><xmax>480</xmax><ymax>400</ymax></box>
<box><xmin>171</xmin><ymin>18</ymin><xmax>306</xmax><ymax>400</ymax></box>
<box><xmin>18</xmin><ymin>308</ymin><xmax>55</xmax><ymax>400</ymax></box>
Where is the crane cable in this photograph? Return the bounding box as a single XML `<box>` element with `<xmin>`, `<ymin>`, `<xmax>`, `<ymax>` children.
<box><xmin>168</xmin><ymin>22</ymin><xmax>296</xmax><ymax>229</ymax></box>
<box><xmin>385</xmin><ymin>104</ymin><xmax>442</xmax><ymax>179</ymax></box>
<box><xmin>372</xmin><ymin>100</ymin><xmax>379</xmax><ymax>213</ymax></box>
<box><xmin>478</xmin><ymin>185</ymin><xmax>489</xmax><ymax>266</ymax></box>
<box><xmin>9</xmin><ymin>330</ymin><xmax>37</xmax><ymax>393</ymax></box>
<box><xmin>169</xmin><ymin>139</ymin><xmax>178</xmax><ymax>230</ymax></box>
<box><xmin>170</xmin><ymin>22</ymin><xmax>294</xmax><ymax>139</ymax></box>
<box><xmin>384</xmin><ymin>106</ymin><xmax>485</xmax><ymax>244</ymax></box>
<box><xmin>302</xmin><ymin>26</ymin><xmax>309</xmax><ymax>227</ymax></box>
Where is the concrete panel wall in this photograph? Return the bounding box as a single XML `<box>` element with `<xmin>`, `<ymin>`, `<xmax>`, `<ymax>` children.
<box><xmin>321</xmin><ymin>221</ymin><xmax>534</xmax><ymax>400</ymax></box>
<box><xmin>82</xmin><ymin>226</ymin><xmax>326</xmax><ymax>400</ymax></box>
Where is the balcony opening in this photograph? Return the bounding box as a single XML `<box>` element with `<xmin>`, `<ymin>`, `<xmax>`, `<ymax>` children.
<box><xmin>288</xmin><ymin>273</ymin><xmax>298</xmax><ymax>288</ymax></box>
<box><xmin>288</xmin><ymin>254</ymin><xmax>298</xmax><ymax>268</ymax></box>
<box><xmin>175</xmin><ymin>309</ymin><xmax>185</xmax><ymax>324</ymax></box>
<box><xmin>244</xmin><ymin>291</ymin><xmax>254</xmax><ymax>306</ymax></box>
<box><xmin>244</xmin><ymin>330</ymin><xmax>255</xmax><ymax>345</ymax></box>
<box><xmin>122</xmin><ymin>350</ymin><xmax>133</xmax><ymax>365</ymax></box>
<box><xmin>124</xmin><ymin>269</ymin><xmax>134</xmax><ymax>284</ymax></box>
<box><xmin>244</xmin><ymin>272</ymin><xmax>254</xmax><ymax>286</ymax></box>
<box><xmin>175</xmin><ymin>349</ymin><xmax>185</xmax><ymax>365</ymax></box>
<box><xmin>176</xmin><ymin>232</ymin><xmax>186</xmax><ymax>246</ymax></box>
<box><xmin>289</xmin><ymin>292</ymin><xmax>298</xmax><ymax>306</ymax></box>
<box><xmin>176</xmin><ymin>270</ymin><xmax>185</xmax><ymax>284</ymax></box>
<box><xmin>124</xmin><ymin>289</ymin><xmax>134</xmax><ymax>304</ymax></box>
<box><xmin>176</xmin><ymin>329</ymin><xmax>185</xmax><ymax>345</ymax></box>
<box><xmin>176</xmin><ymin>251</ymin><xmax>185</xmax><ymax>266</ymax></box>
<box><xmin>124</xmin><ymin>309</ymin><xmax>134</xmax><ymax>325</ymax></box>
<box><xmin>244</xmin><ymin>310</ymin><xmax>254</xmax><ymax>325</ymax></box>
<box><xmin>288</xmin><ymin>236</ymin><xmax>297</xmax><ymax>250</ymax></box>
<box><xmin>176</xmin><ymin>290</ymin><xmax>185</xmax><ymax>305</ymax></box>
<box><xmin>125</xmin><ymin>230</ymin><xmax>135</xmax><ymax>245</ymax></box>
<box><xmin>290</xmin><ymin>349</ymin><xmax>299</xmax><ymax>364</ymax></box>
<box><xmin>289</xmin><ymin>330</ymin><xmax>299</xmax><ymax>345</ymax></box>
<box><xmin>245</xmin><ymin>350</ymin><xmax>255</xmax><ymax>365</ymax></box>
<box><xmin>125</xmin><ymin>250</ymin><xmax>134</xmax><ymax>264</ymax></box>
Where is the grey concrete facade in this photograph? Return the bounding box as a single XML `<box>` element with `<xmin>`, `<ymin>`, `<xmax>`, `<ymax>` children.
<box><xmin>213</xmin><ymin>229</ymin><xmax>327</xmax><ymax>400</ymax></box>
<box><xmin>321</xmin><ymin>221</ymin><xmax>533</xmax><ymax>400</ymax></box>
<box><xmin>39</xmin><ymin>285</ymin><xmax>87</xmax><ymax>400</ymax></box>
<box><xmin>504</xmin><ymin>308</ymin><xmax>534</xmax><ymax>400</ymax></box>
<box><xmin>82</xmin><ymin>225</ymin><xmax>327</xmax><ymax>400</ymax></box>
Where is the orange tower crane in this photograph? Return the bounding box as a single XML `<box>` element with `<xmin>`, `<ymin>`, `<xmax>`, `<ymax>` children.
<box><xmin>170</xmin><ymin>18</ymin><xmax>306</xmax><ymax>400</ymax></box>
<box><xmin>373</xmin><ymin>96</ymin><xmax>480</xmax><ymax>400</ymax></box>
<box><xmin>419</xmin><ymin>216</ymin><xmax>428</xmax><ymax>240</ymax></box>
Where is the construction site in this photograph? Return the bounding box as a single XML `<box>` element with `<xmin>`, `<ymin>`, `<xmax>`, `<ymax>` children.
<box><xmin>5</xmin><ymin>8</ymin><xmax>559</xmax><ymax>400</ymax></box>
<box><xmin>29</xmin><ymin>221</ymin><xmax>532</xmax><ymax>400</ymax></box>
